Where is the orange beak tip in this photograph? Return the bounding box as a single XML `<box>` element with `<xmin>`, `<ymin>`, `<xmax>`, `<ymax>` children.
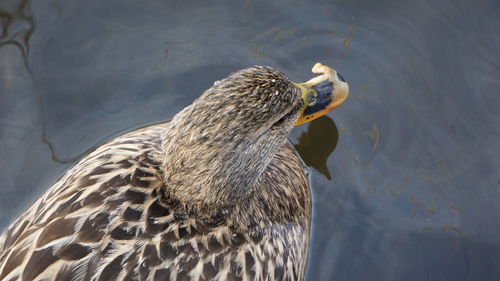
<box><xmin>293</xmin><ymin>63</ymin><xmax>349</xmax><ymax>126</ymax></box>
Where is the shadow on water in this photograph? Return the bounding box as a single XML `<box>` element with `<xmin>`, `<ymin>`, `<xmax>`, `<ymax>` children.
<box><xmin>294</xmin><ymin>116</ymin><xmax>339</xmax><ymax>180</ymax></box>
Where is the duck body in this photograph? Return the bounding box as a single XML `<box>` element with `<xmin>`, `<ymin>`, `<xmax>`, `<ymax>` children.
<box><xmin>0</xmin><ymin>64</ymin><xmax>348</xmax><ymax>281</ymax></box>
<box><xmin>0</xmin><ymin>123</ymin><xmax>310</xmax><ymax>281</ymax></box>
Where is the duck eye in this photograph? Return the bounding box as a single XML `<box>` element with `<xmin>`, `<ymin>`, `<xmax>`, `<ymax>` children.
<box><xmin>273</xmin><ymin>115</ymin><xmax>287</xmax><ymax>127</ymax></box>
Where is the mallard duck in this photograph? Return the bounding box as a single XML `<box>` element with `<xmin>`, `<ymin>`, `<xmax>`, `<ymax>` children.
<box><xmin>0</xmin><ymin>63</ymin><xmax>348</xmax><ymax>281</ymax></box>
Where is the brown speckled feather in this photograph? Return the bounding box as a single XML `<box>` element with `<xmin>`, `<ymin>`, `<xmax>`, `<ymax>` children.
<box><xmin>0</xmin><ymin>122</ymin><xmax>311</xmax><ymax>281</ymax></box>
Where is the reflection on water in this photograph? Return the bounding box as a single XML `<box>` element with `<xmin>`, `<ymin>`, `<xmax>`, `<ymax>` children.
<box><xmin>0</xmin><ymin>0</ymin><xmax>76</xmax><ymax>165</ymax></box>
<box><xmin>1</xmin><ymin>0</ymin><xmax>500</xmax><ymax>280</ymax></box>
<box><xmin>294</xmin><ymin>116</ymin><xmax>338</xmax><ymax>180</ymax></box>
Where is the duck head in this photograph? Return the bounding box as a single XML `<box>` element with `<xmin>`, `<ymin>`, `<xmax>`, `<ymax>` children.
<box><xmin>161</xmin><ymin>63</ymin><xmax>348</xmax><ymax>214</ymax></box>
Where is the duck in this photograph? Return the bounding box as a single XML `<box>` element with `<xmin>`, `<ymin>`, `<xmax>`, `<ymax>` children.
<box><xmin>0</xmin><ymin>63</ymin><xmax>348</xmax><ymax>281</ymax></box>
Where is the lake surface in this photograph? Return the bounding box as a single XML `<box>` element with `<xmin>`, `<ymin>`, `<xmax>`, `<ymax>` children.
<box><xmin>1</xmin><ymin>0</ymin><xmax>499</xmax><ymax>280</ymax></box>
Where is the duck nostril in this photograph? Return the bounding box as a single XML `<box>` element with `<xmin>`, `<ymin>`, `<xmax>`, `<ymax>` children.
<box><xmin>336</xmin><ymin>72</ymin><xmax>345</xmax><ymax>82</ymax></box>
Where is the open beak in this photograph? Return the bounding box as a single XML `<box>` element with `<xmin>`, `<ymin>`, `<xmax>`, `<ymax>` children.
<box><xmin>293</xmin><ymin>63</ymin><xmax>349</xmax><ymax>126</ymax></box>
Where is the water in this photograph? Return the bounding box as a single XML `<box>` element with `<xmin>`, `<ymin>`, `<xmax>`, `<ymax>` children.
<box><xmin>1</xmin><ymin>0</ymin><xmax>499</xmax><ymax>280</ymax></box>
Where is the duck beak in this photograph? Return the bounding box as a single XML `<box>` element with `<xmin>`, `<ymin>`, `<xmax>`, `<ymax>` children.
<box><xmin>293</xmin><ymin>63</ymin><xmax>349</xmax><ymax>126</ymax></box>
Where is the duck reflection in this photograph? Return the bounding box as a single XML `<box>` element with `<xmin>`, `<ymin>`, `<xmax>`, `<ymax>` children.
<box><xmin>294</xmin><ymin>115</ymin><xmax>338</xmax><ymax>180</ymax></box>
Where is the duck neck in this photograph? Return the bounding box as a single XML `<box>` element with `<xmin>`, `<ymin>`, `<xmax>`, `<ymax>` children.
<box><xmin>160</xmin><ymin>103</ymin><xmax>281</xmax><ymax>216</ymax></box>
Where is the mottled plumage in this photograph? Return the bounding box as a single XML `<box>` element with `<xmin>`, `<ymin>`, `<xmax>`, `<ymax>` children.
<box><xmin>0</xmin><ymin>64</ymin><xmax>348</xmax><ymax>281</ymax></box>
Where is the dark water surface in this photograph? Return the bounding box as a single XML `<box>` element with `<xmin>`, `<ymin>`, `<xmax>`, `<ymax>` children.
<box><xmin>1</xmin><ymin>0</ymin><xmax>499</xmax><ymax>280</ymax></box>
